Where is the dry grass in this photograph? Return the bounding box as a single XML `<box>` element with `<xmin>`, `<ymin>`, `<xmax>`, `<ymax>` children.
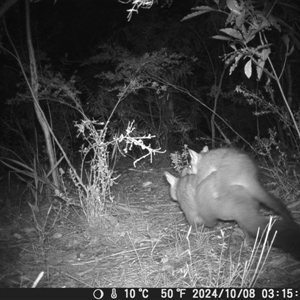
<box><xmin>1</xmin><ymin>160</ymin><xmax>300</xmax><ymax>288</ymax></box>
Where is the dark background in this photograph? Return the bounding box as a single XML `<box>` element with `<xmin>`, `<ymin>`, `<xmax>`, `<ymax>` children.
<box><xmin>1</xmin><ymin>0</ymin><xmax>299</xmax><ymax>160</ymax></box>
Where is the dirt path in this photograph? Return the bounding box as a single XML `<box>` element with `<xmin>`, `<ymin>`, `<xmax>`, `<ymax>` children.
<box><xmin>0</xmin><ymin>155</ymin><xmax>300</xmax><ymax>288</ymax></box>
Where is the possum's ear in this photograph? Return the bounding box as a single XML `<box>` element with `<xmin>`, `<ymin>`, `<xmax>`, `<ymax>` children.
<box><xmin>164</xmin><ymin>172</ymin><xmax>179</xmax><ymax>201</ymax></box>
<box><xmin>188</xmin><ymin>149</ymin><xmax>200</xmax><ymax>174</ymax></box>
<box><xmin>201</xmin><ymin>146</ymin><xmax>209</xmax><ymax>153</ymax></box>
<box><xmin>188</xmin><ymin>149</ymin><xmax>198</xmax><ymax>164</ymax></box>
<box><xmin>164</xmin><ymin>172</ymin><xmax>177</xmax><ymax>185</ymax></box>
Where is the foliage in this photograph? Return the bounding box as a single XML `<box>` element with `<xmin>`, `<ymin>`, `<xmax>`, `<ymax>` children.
<box><xmin>122</xmin><ymin>0</ymin><xmax>174</xmax><ymax>21</ymax></box>
<box><xmin>83</xmin><ymin>45</ymin><xmax>196</xmax><ymax>89</ymax></box>
<box><xmin>67</xmin><ymin>118</ymin><xmax>163</xmax><ymax>226</ymax></box>
<box><xmin>3</xmin><ymin>64</ymin><xmax>83</xmax><ymax>160</ymax></box>
<box><xmin>181</xmin><ymin>0</ymin><xmax>300</xmax><ymax>147</ymax></box>
<box><xmin>169</xmin><ymin>144</ymin><xmax>190</xmax><ymax>173</ymax></box>
<box><xmin>81</xmin><ymin>44</ymin><xmax>197</xmax><ymax>149</ymax></box>
<box><xmin>236</xmin><ymin>84</ymin><xmax>300</xmax><ymax>152</ymax></box>
<box><xmin>0</xmin><ymin>149</ymin><xmax>60</xmax><ymax>222</ymax></box>
<box><xmin>1</xmin><ymin>50</ymin><xmax>165</xmax><ymax>227</ymax></box>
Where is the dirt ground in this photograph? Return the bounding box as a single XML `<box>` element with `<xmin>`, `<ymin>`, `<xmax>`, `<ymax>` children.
<box><xmin>0</xmin><ymin>153</ymin><xmax>300</xmax><ymax>288</ymax></box>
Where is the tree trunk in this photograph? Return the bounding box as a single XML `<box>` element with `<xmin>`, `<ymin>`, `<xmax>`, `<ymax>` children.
<box><xmin>25</xmin><ymin>0</ymin><xmax>60</xmax><ymax>188</ymax></box>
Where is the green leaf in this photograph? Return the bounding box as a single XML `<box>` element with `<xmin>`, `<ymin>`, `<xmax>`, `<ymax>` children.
<box><xmin>212</xmin><ymin>35</ymin><xmax>233</xmax><ymax>41</ymax></box>
<box><xmin>226</xmin><ymin>0</ymin><xmax>243</xmax><ymax>14</ymax></box>
<box><xmin>220</xmin><ymin>28</ymin><xmax>243</xmax><ymax>40</ymax></box>
<box><xmin>244</xmin><ymin>59</ymin><xmax>252</xmax><ymax>79</ymax></box>
<box><xmin>181</xmin><ymin>6</ymin><xmax>216</xmax><ymax>21</ymax></box>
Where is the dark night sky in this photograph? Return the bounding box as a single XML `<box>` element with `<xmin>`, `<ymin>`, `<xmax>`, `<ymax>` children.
<box><xmin>0</xmin><ymin>0</ymin><xmax>196</xmax><ymax>101</ymax></box>
<box><xmin>27</xmin><ymin>0</ymin><xmax>194</xmax><ymax>61</ymax></box>
<box><xmin>32</xmin><ymin>0</ymin><xmax>131</xmax><ymax>59</ymax></box>
<box><xmin>2</xmin><ymin>0</ymin><xmax>299</xmax><ymax>139</ymax></box>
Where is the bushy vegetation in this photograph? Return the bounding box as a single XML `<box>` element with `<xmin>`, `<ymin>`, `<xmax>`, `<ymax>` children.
<box><xmin>0</xmin><ymin>0</ymin><xmax>300</xmax><ymax>288</ymax></box>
